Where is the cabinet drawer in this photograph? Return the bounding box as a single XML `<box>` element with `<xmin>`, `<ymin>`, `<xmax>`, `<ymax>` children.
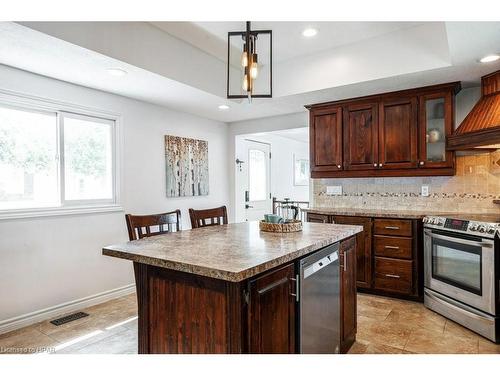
<box><xmin>374</xmin><ymin>235</ymin><xmax>412</xmax><ymax>259</ymax></box>
<box><xmin>374</xmin><ymin>219</ymin><xmax>412</xmax><ymax>236</ymax></box>
<box><xmin>374</xmin><ymin>257</ymin><xmax>413</xmax><ymax>295</ymax></box>
<box><xmin>307</xmin><ymin>213</ymin><xmax>330</xmax><ymax>223</ymax></box>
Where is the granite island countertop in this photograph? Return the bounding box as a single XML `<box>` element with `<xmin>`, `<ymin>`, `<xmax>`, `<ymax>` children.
<box><xmin>102</xmin><ymin>221</ymin><xmax>362</xmax><ymax>282</ymax></box>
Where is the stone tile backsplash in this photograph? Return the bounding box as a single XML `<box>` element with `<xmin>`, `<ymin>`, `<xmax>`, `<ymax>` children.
<box><xmin>312</xmin><ymin>151</ymin><xmax>500</xmax><ymax>214</ymax></box>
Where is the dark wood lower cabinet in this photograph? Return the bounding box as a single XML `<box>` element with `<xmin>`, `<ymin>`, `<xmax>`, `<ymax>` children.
<box><xmin>308</xmin><ymin>212</ymin><xmax>423</xmax><ymax>301</ymax></box>
<box><xmin>340</xmin><ymin>237</ymin><xmax>357</xmax><ymax>353</ymax></box>
<box><xmin>248</xmin><ymin>263</ymin><xmax>296</xmax><ymax>353</ymax></box>
<box><xmin>333</xmin><ymin>215</ymin><xmax>372</xmax><ymax>289</ymax></box>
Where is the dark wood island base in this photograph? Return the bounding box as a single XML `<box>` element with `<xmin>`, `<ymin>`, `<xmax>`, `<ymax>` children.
<box><xmin>103</xmin><ymin>222</ymin><xmax>361</xmax><ymax>354</ymax></box>
<box><xmin>133</xmin><ymin>237</ymin><xmax>357</xmax><ymax>354</ymax></box>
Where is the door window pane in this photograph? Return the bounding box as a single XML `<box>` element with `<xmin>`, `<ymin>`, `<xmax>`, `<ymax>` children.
<box><xmin>432</xmin><ymin>239</ymin><xmax>481</xmax><ymax>294</ymax></box>
<box><xmin>0</xmin><ymin>106</ymin><xmax>58</xmax><ymax>209</ymax></box>
<box><xmin>64</xmin><ymin>116</ymin><xmax>113</xmax><ymax>201</ymax></box>
<box><xmin>248</xmin><ymin>149</ymin><xmax>267</xmax><ymax>201</ymax></box>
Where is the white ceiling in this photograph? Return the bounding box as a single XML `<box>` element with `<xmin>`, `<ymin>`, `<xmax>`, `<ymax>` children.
<box><xmin>1</xmin><ymin>21</ymin><xmax>500</xmax><ymax>123</ymax></box>
<box><xmin>270</xmin><ymin>127</ymin><xmax>309</xmax><ymax>143</ymax></box>
<box><xmin>187</xmin><ymin>22</ymin><xmax>424</xmax><ymax>62</ymax></box>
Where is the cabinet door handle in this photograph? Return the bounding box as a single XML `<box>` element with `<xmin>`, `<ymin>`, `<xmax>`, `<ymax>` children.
<box><xmin>378</xmin><ymin>163</ymin><xmax>383</xmax><ymax>167</ymax></box>
<box><xmin>373</xmin><ymin>163</ymin><xmax>378</xmax><ymax>167</ymax></box>
<box><xmin>290</xmin><ymin>277</ymin><xmax>299</xmax><ymax>302</ymax></box>
<box><xmin>384</xmin><ymin>226</ymin><xmax>400</xmax><ymax>230</ymax></box>
<box><xmin>337</xmin><ymin>164</ymin><xmax>341</xmax><ymax>169</ymax></box>
<box><xmin>419</xmin><ymin>161</ymin><xmax>425</xmax><ymax>166</ymax></box>
<box><xmin>385</xmin><ymin>274</ymin><xmax>401</xmax><ymax>279</ymax></box>
<box><xmin>343</xmin><ymin>251</ymin><xmax>347</xmax><ymax>272</ymax></box>
<box><xmin>384</xmin><ymin>245</ymin><xmax>400</xmax><ymax>250</ymax></box>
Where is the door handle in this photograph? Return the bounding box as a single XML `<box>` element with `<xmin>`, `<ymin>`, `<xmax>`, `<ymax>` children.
<box><xmin>245</xmin><ymin>204</ymin><xmax>253</xmax><ymax>209</ymax></box>
<box><xmin>384</xmin><ymin>226</ymin><xmax>400</xmax><ymax>230</ymax></box>
<box><xmin>384</xmin><ymin>245</ymin><xmax>400</xmax><ymax>250</ymax></box>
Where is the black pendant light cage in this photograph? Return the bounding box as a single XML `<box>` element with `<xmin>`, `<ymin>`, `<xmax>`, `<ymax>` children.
<box><xmin>227</xmin><ymin>22</ymin><xmax>272</xmax><ymax>99</ymax></box>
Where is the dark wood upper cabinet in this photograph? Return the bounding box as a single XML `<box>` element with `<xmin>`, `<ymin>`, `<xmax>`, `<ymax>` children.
<box><xmin>247</xmin><ymin>263</ymin><xmax>296</xmax><ymax>354</ymax></box>
<box><xmin>378</xmin><ymin>97</ymin><xmax>418</xmax><ymax>169</ymax></box>
<box><xmin>309</xmin><ymin>107</ymin><xmax>343</xmax><ymax>173</ymax></box>
<box><xmin>418</xmin><ymin>91</ymin><xmax>455</xmax><ymax>169</ymax></box>
<box><xmin>306</xmin><ymin>82</ymin><xmax>461</xmax><ymax>178</ymax></box>
<box><xmin>343</xmin><ymin>102</ymin><xmax>379</xmax><ymax>170</ymax></box>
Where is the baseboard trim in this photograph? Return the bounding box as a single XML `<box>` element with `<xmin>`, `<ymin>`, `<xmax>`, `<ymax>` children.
<box><xmin>0</xmin><ymin>284</ymin><xmax>136</xmax><ymax>335</ymax></box>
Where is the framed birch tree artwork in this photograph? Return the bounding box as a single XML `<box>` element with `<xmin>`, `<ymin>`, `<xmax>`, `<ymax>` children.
<box><xmin>165</xmin><ymin>135</ymin><xmax>209</xmax><ymax>197</ymax></box>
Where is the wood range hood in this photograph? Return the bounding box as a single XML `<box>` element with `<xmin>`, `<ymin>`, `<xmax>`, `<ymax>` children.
<box><xmin>447</xmin><ymin>70</ymin><xmax>500</xmax><ymax>150</ymax></box>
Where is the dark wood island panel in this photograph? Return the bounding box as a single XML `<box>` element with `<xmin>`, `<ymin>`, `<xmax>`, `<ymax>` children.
<box><xmin>104</xmin><ymin>222</ymin><xmax>363</xmax><ymax>354</ymax></box>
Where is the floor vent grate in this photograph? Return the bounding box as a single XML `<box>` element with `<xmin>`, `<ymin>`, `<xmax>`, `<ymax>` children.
<box><xmin>50</xmin><ymin>311</ymin><xmax>89</xmax><ymax>326</ymax></box>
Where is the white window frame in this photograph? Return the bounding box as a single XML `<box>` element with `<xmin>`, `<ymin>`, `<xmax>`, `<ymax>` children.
<box><xmin>0</xmin><ymin>89</ymin><xmax>122</xmax><ymax>220</ymax></box>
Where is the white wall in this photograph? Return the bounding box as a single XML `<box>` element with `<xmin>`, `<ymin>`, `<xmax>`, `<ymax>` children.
<box><xmin>0</xmin><ymin>65</ymin><xmax>229</xmax><ymax>323</ymax></box>
<box><xmin>234</xmin><ymin>133</ymin><xmax>309</xmax><ymax>222</ymax></box>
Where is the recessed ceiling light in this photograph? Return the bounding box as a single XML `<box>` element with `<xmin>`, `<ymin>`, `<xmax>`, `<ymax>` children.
<box><xmin>107</xmin><ymin>68</ymin><xmax>128</xmax><ymax>77</ymax></box>
<box><xmin>479</xmin><ymin>54</ymin><xmax>500</xmax><ymax>63</ymax></box>
<box><xmin>302</xmin><ymin>28</ymin><xmax>318</xmax><ymax>37</ymax></box>
<box><xmin>218</xmin><ymin>104</ymin><xmax>230</xmax><ymax>110</ymax></box>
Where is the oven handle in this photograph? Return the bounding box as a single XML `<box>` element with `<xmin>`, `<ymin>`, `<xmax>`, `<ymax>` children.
<box><xmin>424</xmin><ymin>289</ymin><xmax>495</xmax><ymax>324</ymax></box>
<box><xmin>424</xmin><ymin>229</ymin><xmax>493</xmax><ymax>248</ymax></box>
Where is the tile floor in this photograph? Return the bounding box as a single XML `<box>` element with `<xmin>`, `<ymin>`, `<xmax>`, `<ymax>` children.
<box><xmin>349</xmin><ymin>293</ymin><xmax>500</xmax><ymax>354</ymax></box>
<box><xmin>1</xmin><ymin>292</ymin><xmax>499</xmax><ymax>354</ymax></box>
<box><xmin>0</xmin><ymin>293</ymin><xmax>138</xmax><ymax>354</ymax></box>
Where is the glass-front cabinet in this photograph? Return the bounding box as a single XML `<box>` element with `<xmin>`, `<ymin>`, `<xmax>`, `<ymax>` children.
<box><xmin>418</xmin><ymin>91</ymin><xmax>454</xmax><ymax>169</ymax></box>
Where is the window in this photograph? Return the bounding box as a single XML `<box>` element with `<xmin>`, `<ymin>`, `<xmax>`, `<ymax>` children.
<box><xmin>0</xmin><ymin>101</ymin><xmax>118</xmax><ymax>215</ymax></box>
<box><xmin>248</xmin><ymin>148</ymin><xmax>267</xmax><ymax>201</ymax></box>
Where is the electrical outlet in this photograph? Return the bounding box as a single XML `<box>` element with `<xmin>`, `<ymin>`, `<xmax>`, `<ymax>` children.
<box><xmin>421</xmin><ymin>185</ymin><xmax>430</xmax><ymax>197</ymax></box>
<box><xmin>326</xmin><ymin>185</ymin><xmax>342</xmax><ymax>196</ymax></box>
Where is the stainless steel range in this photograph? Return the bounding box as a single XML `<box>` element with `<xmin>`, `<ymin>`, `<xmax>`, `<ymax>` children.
<box><xmin>423</xmin><ymin>214</ymin><xmax>500</xmax><ymax>342</ymax></box>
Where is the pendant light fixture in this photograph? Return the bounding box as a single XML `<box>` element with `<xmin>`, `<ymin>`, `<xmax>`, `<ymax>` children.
<box><xmin>227</xmin><ymin>21</ymin><xmax>272</xmax><ymax>102</ymax></box>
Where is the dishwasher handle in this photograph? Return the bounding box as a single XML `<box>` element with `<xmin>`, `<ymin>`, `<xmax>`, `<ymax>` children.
<box><xmin>303</xmin><ymin>251</ymin><xmax>339</xmax><ymax>279</ymax></box>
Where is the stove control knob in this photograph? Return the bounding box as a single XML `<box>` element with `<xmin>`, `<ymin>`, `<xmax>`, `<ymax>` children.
<box><xmin>436</xmin><ymin>218</ymin><xmax>444</xmax><ymax>226</ymax></box>
<box><xmin>478</xmin><ymin>225</ymin><xmax>487</xmax><ymax>233</ymax></box>
<box><xmin>469</xmin><ymin>224</ymin><xmax>478</xmax><ymax>231</ymax></box>
<box><xmin>423</xmin><ymin>217</ymin><xmax>428</xmax><ymax>223</ymax></box>
<box><xmin>487</xmin><ymin>227</ymin><xmax>496</xmax><ymax>234</ymax></box>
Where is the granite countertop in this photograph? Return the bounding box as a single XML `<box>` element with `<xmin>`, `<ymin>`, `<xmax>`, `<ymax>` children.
<box><xmin>102</xmin><ymin>221</ymin><xmax>362</xmax><ymax>282</ymax></box>
<box><xmin>303</xmin><ymin>207</ymin><xmax>431</xmax><ymax>219</ymax></box>
<box><xmin>303</xmin><ymin>207</ymin><xmax>500</xmax><ymax>221</ymax></box>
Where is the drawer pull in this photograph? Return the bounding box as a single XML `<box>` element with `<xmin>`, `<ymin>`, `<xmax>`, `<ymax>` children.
<box><xmin>384</xmin><ymin>226</ymin><xmax>400</xmax><ymax>230</ymax></box>
<box><xmin>385</xmin><ymin>274</ymin><xmax>401</xmax><ymax>279</ymax></box>
<box><xmin>384</xmin><ymin>245</ymin><xmax>400</xmax><ymax>250</ymax></box>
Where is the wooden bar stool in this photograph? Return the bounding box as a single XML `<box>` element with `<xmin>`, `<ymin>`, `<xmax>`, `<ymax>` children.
<box><xmin>189</xmin><ymin>206</ymin><xmax>228</xmax><ymax>229</ymax></box>
<box><xmin>125</xmin><ymin>210</ymin><xmax>182</xmax><ymax>240</ymax></box>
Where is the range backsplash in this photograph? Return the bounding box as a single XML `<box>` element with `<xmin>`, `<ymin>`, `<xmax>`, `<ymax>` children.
<box><xmin>312</xmin><ymin>151</ymin><xmax>500</xmax><ymax>214</ymax></box>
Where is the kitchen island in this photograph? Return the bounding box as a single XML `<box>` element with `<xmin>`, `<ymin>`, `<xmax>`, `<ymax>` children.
<box><xmin>103</xmin><ymin>221</ymin><xmax>362</xmax><ymax>354</ymax></box>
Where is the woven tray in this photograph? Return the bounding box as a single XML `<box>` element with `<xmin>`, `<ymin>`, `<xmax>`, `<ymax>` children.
<box><xmin>259</xmin><ymin>220</ymin><xmax>303</xmax><ymax>233</ymax></box>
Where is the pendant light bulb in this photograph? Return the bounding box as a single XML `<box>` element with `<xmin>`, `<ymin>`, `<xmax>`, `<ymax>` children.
<box><xmin>241</xmin><ymin>51</ymin><xmax>248</xmax><ymax>67</ymax></box>
<box><xmin>250</xmin><ymin>63</ymin><xmax>258</xmax><ymax>79</ymax></box>
<box><xmin>242</xmin><ymin>74</ymin><xmax>249</xmax><ymax>92</ymax></box>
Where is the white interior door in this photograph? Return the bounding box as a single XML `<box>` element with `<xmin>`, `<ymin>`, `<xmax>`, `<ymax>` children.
<box><xmin>244</xmin><ymin>140</ymin><xmax>271</xmax><ymax>221</ymax></box>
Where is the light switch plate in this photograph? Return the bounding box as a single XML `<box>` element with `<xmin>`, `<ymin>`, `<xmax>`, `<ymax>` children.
<box><xmin>326</xmin><ymin>185</ymin><xmax>342</xmax><ymax>196</ymax></box>
<box><xmin>421</xmin><ymin>185</ymin><xmax>430</xmax><ymax>197</ymax></box>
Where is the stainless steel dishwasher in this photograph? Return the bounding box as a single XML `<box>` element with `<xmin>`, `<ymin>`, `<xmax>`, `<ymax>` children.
<box><xmin>298</xmin><ymin>242</ymin><xmax>340</xmax><ymax>354</ymax></box>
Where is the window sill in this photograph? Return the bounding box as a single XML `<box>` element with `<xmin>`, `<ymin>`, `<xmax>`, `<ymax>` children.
<box><xmin>0</xmin><ymin>204</ymin><xmax>124</xmax><ymax>221</ymax></box>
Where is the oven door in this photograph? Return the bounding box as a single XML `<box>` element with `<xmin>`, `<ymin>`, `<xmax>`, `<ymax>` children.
<box><xmin>424</xmin><ymin>229</ymin><xmax>495</xmax><ymax>315</ymax></box>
